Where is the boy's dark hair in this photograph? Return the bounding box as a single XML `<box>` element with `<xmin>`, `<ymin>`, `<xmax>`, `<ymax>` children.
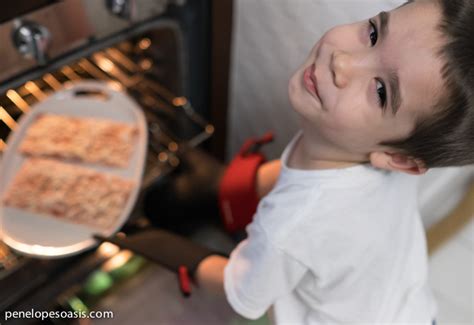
<box><xmin>378</xmin><ymin>0</ymin><xmax>474</xmax><ymax>168</ymax></box>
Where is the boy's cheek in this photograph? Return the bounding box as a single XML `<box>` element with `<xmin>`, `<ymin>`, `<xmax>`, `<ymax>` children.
<box><xmin>319</xmin><ymin>115</ymin><xmax>362</xmax><ymax>138</ymax></box>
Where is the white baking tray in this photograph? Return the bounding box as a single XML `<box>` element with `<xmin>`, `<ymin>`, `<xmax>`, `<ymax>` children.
<box><xmin>0</xmin><ymin>80</ymin><xmax>148</xmax><ymax>258</ymax></box>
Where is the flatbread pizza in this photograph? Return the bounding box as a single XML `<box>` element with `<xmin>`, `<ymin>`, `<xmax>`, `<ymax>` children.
<box><xmin>2</xmin><ymin>158</ymin><xmax>135</xmax><ymax>229</ymax></box>
<box><xmin>19</xmin><ymin>114</ymin><xmax>138</xmax><ymax>168</ymax></box>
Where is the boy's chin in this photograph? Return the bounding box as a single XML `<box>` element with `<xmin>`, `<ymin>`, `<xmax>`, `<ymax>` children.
<box><xmin>288</xmin><ymin>82</ymin><xmax>304</xmax><ymax>115</ymax></box>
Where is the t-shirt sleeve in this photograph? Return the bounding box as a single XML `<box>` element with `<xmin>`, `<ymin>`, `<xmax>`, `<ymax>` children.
<box><xmin>223</xmin><ymin>221</ymin><xmax>308</xmax><ymax>320</ymax></box>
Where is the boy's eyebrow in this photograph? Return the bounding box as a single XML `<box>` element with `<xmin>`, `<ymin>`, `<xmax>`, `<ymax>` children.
<box><xmin>379</xmin><ymin>11</ymin><xmax>390</xmax><ymax>42</ymax></box>
<box><xmin>378</xmin><ymin>11</ymin><xmax>402</xmax><ymax>116</ymax></box>
<box><xmin>388</xmin><ymin>70</ymin><xmax>402</xmax><ymax>116</ymax></box>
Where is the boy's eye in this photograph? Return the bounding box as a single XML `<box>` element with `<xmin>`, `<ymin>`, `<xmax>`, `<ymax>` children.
<box><xmin>368</xmin><ymin>20</ymin><xmax>386</xmax><ymax>111</ymax></box>
<box><xmin>376</xmin><ymin>79</ymin><xmax>387</xmax><ymax>109</ymax></box>
<box><xmin>369</xmin><ymin>19</ymin><xmax>378</xmax><ymax>46</ymax></box>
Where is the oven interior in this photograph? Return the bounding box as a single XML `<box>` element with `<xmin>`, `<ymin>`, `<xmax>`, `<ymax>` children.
<box><xmin>0</xmin><ymin>11</ymin><xmax>238</xmax><ymax>319</ymax></box>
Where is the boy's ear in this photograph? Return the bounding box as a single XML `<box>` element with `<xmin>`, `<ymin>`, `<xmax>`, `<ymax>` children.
<box><xmin>369</xmin><ymin>151</ymin><xmax>428</xmax><ymax>175</ymax></box>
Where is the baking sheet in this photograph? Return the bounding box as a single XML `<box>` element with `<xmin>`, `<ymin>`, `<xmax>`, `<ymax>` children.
<box><xmin>0</xmin><ymin>80</ymin><xmax>148</xmax><ymax>258</ymax></box>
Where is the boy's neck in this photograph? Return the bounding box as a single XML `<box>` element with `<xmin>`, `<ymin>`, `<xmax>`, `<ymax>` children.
<box><xmin>287</xmin><ymin>133</ymin><xmax>363</xmax><ymax>170</ymax></box>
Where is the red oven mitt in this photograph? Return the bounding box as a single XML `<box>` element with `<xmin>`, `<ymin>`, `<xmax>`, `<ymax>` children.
<box><xmin>218</xmin><ymin>132</ymin><xmax>274</xmax><ymax>234</ymax></box>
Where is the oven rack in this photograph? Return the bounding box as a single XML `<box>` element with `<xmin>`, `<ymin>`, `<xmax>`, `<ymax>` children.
<box><xmin>0</xmin><ymin>39</ymin><xmax>214</xmax><ymax>177</ymax></box>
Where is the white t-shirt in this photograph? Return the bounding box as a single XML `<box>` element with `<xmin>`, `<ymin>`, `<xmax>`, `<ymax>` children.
<box><xmin>224</xmin><ymin>131</ymin><xmax>437</xmax><ymax>324</ymax></box>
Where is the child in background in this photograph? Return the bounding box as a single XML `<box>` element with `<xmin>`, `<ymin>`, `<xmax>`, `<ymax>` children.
<box><xmin>195</xmin><ymin>0</ymin><xmax>474</xmax><ymax>323</ymax></box>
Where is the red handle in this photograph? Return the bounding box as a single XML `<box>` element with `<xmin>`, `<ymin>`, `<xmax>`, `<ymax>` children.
<box><xmin>239</xmin><ymin>131</ymin><xmax>274</xmax><ymax>156</ymax></box>
<box><xmin>178</xmin><ymin>265</ymin><xmax>191</xmax><ymax>297</ymax></box>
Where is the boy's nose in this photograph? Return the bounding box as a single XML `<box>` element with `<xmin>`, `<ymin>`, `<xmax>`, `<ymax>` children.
<box><xmin>331</xmin><ymin>50</ymin><xmax>354</xmax><ymax>88</ymax></box>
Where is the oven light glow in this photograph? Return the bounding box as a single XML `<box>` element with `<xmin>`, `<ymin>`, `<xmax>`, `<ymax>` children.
<box><xmin>169</xmin><ymin>155</ymin><xmax>180</xmax><ymax>167</ymax></box>
<box><xmin>4</xmin><ymin>239</ymin><xmax>83</xmax><ymax>257</ymax></box>
<box><xmin>102</xmin><ymin>250</ymin><xmax>133</xmax><ymax>272</ymax></box>
<box><xmin>168</xmin><ymin>142</ymin><xmax>178</xmax><ymax>152</ymax></box>
<box><xmin>83</xmin><ymin>270</ymin><xmax>113</xmax><ymax>296</ymax></box>
<box><xmin>172</xmin><ymin>97</ymin><xmax>187</xmax><ymax>106</ymax></box>
<box><xmin>97</xmin><ymin>57</ymin><xmax>115</xmax><ymax>73</ymax></box>
<box><xmin>158</xmin><ymin>152</ymin><xmax>168</xmax><ymax>163</ymax></box>
<box><xmin>138</xmin><ymin>38</ymin><xmax>151</xmax><ymax>50</ymax></box>
<box><xmin>107</xmin><ymin>81</ymin><xmax>124</xmax><ymax>91</ymax></box>
<box><xmin>205</xmin><ymin>125</ymin><xmax>215</xmax><ymax>134</ymax></box>
<box><xmin>97</xmin><ymin>242</ymin><xmax>120</xmax><ymax>258</ymax></box>
<box><xmin>67</xmin><ymin>296</ymin><xmax>89</xmax><ymax>313</ymax></box>
<box><xmin>139</xmin><ymin>59</ymin><xmax>152</xmax><ymax>70</ymax></box>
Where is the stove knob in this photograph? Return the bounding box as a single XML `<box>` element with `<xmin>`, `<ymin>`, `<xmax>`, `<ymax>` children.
<box><xmin>105</xmin><ymin>0</ymin><xmax>136</xmax><ymax>20</ymax></box>
<box><xmin>12</xmin><ymin>20</ymin><xmax>51</xmax><ymax>66</ymax></box>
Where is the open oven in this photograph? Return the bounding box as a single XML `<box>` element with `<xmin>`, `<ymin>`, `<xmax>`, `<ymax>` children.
<box><xmin>0</xmin><ymin>0</ymin><xmax>236</xmax><ymax>323</ymax></box>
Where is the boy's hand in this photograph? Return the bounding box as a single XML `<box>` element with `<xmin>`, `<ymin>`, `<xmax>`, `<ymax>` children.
<box><xmin>195</xmin><ymin>254</ymin><xmax>229</xmax><ymax>299</ymax></box>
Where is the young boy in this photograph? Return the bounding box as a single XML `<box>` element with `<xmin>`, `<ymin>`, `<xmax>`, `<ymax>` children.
<box><xmin>120</xmin><ymin>0</ymin><xmax>472</xmax><ymax>323</ymax></box>
<box><xmin>193</xmin><ymin>0</ymin><xmax>474</xmax><ymax>323</ymax></box>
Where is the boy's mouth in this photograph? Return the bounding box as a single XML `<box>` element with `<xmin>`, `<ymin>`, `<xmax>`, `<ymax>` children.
<box><xmin>303</xmin><ymin>64</ymin><xmax>320</xmax><ymax>101</ymax></box>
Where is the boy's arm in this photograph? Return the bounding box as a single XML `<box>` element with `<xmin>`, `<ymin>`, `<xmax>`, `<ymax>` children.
<box><xmin>196</xmin><ymin>221</ymin><xmax>308</xmax><ymax>321</ymax></box>
<box><xmin>192</xmin><ymin>161</ymin><xmax>282</xmax><ymax>299</ymax></box>
<box><xmin>193</xmin><ymin>160</ymin><xmax>280</xmax><ymax>301</ymax></box>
